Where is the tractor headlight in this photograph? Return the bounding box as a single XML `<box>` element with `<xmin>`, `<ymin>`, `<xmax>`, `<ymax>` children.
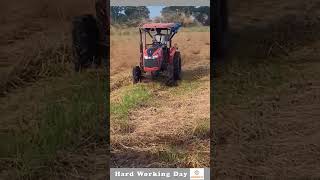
<box><xmin>144</xmin><ymin>55</ymin><xmax>158</xmax><ymax>59</ymax></box>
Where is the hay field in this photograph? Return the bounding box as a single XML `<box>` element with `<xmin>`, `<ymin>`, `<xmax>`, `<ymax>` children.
<box><xmin>214</xmin><ymin>0</ymin><xmax>320</xmax><ymax>179</ymax></box>
<box><xmin>110</xmin><ymin>26</ymin><xmax>211</xmax><ymax>167</ymax></box>
<box><xmin>0</xmin><ymin>0</ymin><xmax>108</xmax><ymax>179</ymax></box>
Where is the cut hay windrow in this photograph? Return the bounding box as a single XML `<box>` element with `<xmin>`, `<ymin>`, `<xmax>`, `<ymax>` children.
<box><xmin>0</xmin><ymin>40</ymin><xmax>72</xmax><ymax>96</ymax></box>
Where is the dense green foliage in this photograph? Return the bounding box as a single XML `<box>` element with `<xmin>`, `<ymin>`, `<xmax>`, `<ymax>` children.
<box><xmin>111</xmin><ymin>6</ymin><xmax>210</xmax><ymax>26</ymax></box>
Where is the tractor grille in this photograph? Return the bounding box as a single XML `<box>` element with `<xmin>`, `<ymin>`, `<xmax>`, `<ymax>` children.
<box><xmin>144</xmin><ymin>58</ymin><xmax>158</xmax><ymax>68</ymax></box>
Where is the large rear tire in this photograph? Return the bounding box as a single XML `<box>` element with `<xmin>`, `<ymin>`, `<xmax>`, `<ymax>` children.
<box><xmin>173</xmin><ymin>53</ymin><xmax>181</xmax><ymax>80</ymax></box>
<box><xmin>166</xmin><ymin>55</ymin><xmax>180</xmax><ymax>86</ymax></box>
<box><xmin>166</xmin><ymin>63</ymin><xmax>175</xmax><ymax>86</ymax></box>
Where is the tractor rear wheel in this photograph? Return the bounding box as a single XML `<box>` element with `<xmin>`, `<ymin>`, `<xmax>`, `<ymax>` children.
<box><xmin>173</xmin><ymin>54</ymin><xmax>181</xmax><ymax>80</ymax></box>
<box><xmin>132</xmin><ymin>66</ymin><xmax>142</xmax><ymax>84</ymax></box>
<box><xmin>166</xmin><ymin>54</ymin><xmax>180</xmax><ymax>86</ymax></box>
<box><xmin>166</xmin><ymin>63</ymin><xmax>175</xmax><ymax>86</ymax></box>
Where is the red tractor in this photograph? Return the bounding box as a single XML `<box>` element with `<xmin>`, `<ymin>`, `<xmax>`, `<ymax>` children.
<box><xmin>132</xmin><ymin>23</ymin><xmax>182</xmax><ymax>85</ymax></box>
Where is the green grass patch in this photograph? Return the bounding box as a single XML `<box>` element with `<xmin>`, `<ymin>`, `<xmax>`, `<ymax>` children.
<box><xmin>158</xmin><ymin>146</ymin><xmax>186</xmax><ymax>164</ymax></box>
<box><xmin>193</xmin><ymin>118</ymin><xmax>210</xmax><ymax>139</ymax></box>
<box><xmin>111</xmin><ymin>84</ymin><xmax>151</xmax><ymax>133</ymax></box>
<box><xmin>111</xmin><ymin>84</ymin><xmax>151</xmax><ymax>120</ymax></box>
<box><xmin>0</xmin><ymin>71</ymin><xmax>106</xmax><ymax>179</ymax></box>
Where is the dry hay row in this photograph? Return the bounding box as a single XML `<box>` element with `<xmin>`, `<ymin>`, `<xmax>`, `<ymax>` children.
<box><xmin>230</xmin><ymin>1</ymin><xmax>320</xmax><ymax>59</ymax></box>
<box><xmin>0</xmin><ymin>42</ymin><xmax>72</xmax><ymax>96</ymax></box>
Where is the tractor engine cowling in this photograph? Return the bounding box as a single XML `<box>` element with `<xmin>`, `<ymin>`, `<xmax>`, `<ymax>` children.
<box><xmin>144</xmin><ymin>55</ymin><xmax>158</xmax><ymax>67</ymax></box>
<box><xmin>143</xmin><ymin>48</ymin><xmax>162</xmax><ymax>71</ymax></box>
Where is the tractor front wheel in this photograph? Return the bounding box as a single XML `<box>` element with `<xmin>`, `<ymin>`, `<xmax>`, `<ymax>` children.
<box><xmin>166</xmin><ymin>63</ymin><xmax>175</xmax><ymax>86</ymax></box>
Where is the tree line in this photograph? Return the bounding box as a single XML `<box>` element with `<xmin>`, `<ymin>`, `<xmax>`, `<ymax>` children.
<box><xmin>111</xmin><ymin>6</ymin><xmax>210</xmax><ymax>26</ymax></box>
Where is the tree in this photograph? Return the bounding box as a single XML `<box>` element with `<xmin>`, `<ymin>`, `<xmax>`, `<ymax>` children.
<box><xmin>111</xmin><ymin>6</ymin><xmax>126</xmax><ymax>23</ymax></box>
<box><xmin>110</xmin><ymin>6</ymin><xmax>150</xmax><ymax>25</ymax></box>
<box><xmin>111</xmin><ymin>6</ymin><xmax>124</xmax><ymax>18</ymax></box>
<box><xmin>160</xmin><ymin>6</ymin><xmax>210</xmax><ymax>26</ymax></box>
<box><xmin>161</xmin><ymin>6</ymin><xmax>195</xmax><ymax>17</ymax></box>
<box><xmin>123</xmin><ymin>6</ymin><xmax>150</xmax><ymax>20</ymax></box>
<box><xmin>160</xmin><ymin>6</ymin><xmax>196</xmax><ymax>26</ymax></box>
<box><xmin>193</xmin><ymin>6</ymin><xmax>210</xmax><ymax>25</ymax></box>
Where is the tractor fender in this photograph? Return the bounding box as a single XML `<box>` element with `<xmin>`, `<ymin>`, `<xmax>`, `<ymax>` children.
<box><xmin>169</xmin><ymin>48</ymin><xmax>180</xmax><ymax>64</ymax></box>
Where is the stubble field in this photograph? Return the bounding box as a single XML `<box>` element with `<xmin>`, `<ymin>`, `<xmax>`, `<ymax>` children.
<box><xmin>110</xmin><ymin>27</ymin><xmax>211</xmax><ymax>168</ymax></box>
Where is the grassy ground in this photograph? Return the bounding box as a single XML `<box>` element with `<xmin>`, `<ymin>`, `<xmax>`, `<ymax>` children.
<box><xmin>0</xmin><ymin>0</ymin><xmax>108</xmax><ymax>179</ymax></box>
<box><xmin>111</xmin><ymin>79</ymin><xmax>210</xmax><ymax>167</ymax></box>
<box><xmin>214</xmin><ymin>0</ymin><xmax>320</xmax><ymax>178</ymax></box>
<box><xmin>110</xmin><ymin>26</ymin><xmax>210</xmax><ymax>167</ymax></box>
<box><xmin>0</xmin><ymin>71</ymin><xmax>106</xmax><ymax>179</ymax></box>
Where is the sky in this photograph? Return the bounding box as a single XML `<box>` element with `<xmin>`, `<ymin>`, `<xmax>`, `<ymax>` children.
<box><xmin>147</xmin><ymin>6</ymin><xmax>165</xmax><ymax>18</ymax></box>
